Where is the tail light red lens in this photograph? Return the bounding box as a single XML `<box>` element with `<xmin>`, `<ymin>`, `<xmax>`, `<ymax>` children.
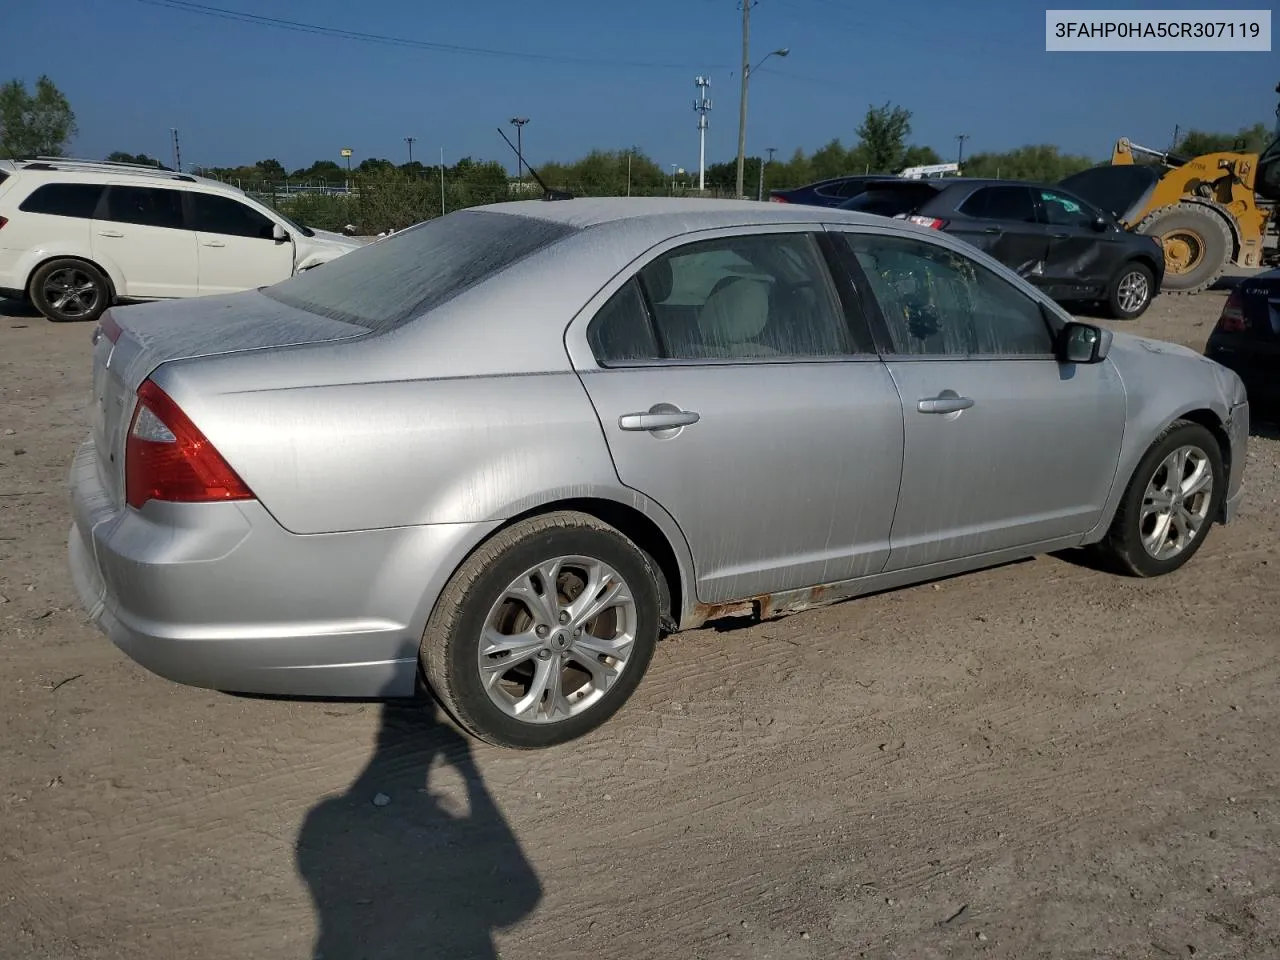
<box><xmin>0</xmin><ymin>216</ymin><xmax>7</xmax><ymax>230</ymax></box>
<box><xmin>1216</xmin><ymin>290</ymin><xmax>1248</xmax><ymax>333</ymax></box>
<box><xmin>769</xmin><ymin>195</ymin><xmax>789</xmax><ymax>203</ymax></box>
<box><xmin>906</xmin><ymin>215</ymin><xmax>947</xmax><ymax>229</ymax></box>
<box><xmin>99</xmin><ymin>311</ymin><xmax>123</xmax><ymax>344</ymax></box>
<box><xmin>125</xmin><ymin>380</ymin><xmax>254</xmax><ymax>509</ymax></box>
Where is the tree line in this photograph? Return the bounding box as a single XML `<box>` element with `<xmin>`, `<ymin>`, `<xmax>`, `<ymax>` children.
<box><xmin>1</xmin><ymin>74</ymin><xmax>1273</xmax><ymax>231</ymax></box>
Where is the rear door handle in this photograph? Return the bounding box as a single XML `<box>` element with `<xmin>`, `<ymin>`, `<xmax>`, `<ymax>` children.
<box><xmin>97</xmin><ymin>230</ymin><xmax>124</xmax><ymax>238</ymax></box>
<box><xmin>982</xmin><ymin>227</ymin><xmax>1000</xmax><ymax>234</ymax></box>
<box><xmin>201</xmin><ymin>240</ymin><xmax>226</xmax><ymax>248</ymax></box>
<box><xmin>917</xmin><ymin>396</ymin><xmax>974</xmax><ymax>415</ymax></box>
<box><xmin>1051</xmin><ymin>232</ymin><xmax>1069</xmax><ymax>239</ymax></box>
<box><xmin>619</xmin><ymin>409</ymin><xmax>700</xmax><ymax>431</ymax></box>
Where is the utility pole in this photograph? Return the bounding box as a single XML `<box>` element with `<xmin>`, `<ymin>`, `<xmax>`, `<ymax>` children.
<box><xmin>758</xmin><ymin>146</ymin><xmax>776</xmax><ymax>202</ymax></box>
<box><xmin>694</xmin><ymin>75</ymin><xmax>712</xmax><ymax>192</ymax></box>
<box><xmin>405</xmin><ymin>136</ymin><xmax>416</xmax><ymax>164</ymax></box>
<box><xmin>955</xmin><ymin>133</ymin><xmax>969</xmax><ymax>166</ymax></box>
<box><xmin>735</xmin><ymin>0</ymin><xmax>752</xmax><ymax>199</ymax></box>
<box><xmin>170</xmin><ymin>128</ymin><xmax>182</xmax><ymax>172</ymax></box>
<box><xmin>509</xmin><ymin>117</ymin><xmax>529</xmax><ymax>180</ymax></box>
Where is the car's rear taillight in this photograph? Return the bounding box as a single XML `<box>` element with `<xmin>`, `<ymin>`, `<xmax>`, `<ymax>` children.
<box><xmin>769</xmin><ymin>195</ymin><xmax>789</xmax><ymax>203</ymax></box>
<box><xmin>1216</xmin><ymin>290</ymin><xmax>1249</xmax><ymax>333</ymax></box>
<box><xmin>125</xmin><ymin>379</ymin><xmax>254</xmax><ymax>509</ymax></box>
<box><xmin>906</xmin><ymin>215</ymin><xmax>947</xmax><ymax>229</ymax></box>
<box><xmin>99</xmin><ymin>311</ymin><xmax>123</xmax><ymax>344</ymax></box>
<box><xmin>0</xmin><ymin>216</ymin><xmax>7</xmax><ymax>230</ymax></box>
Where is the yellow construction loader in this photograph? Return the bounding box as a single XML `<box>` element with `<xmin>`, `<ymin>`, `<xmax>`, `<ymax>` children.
<box><xmin>1060</xmin><ymin>82</ymin><xmax>1280</xmax><ymax>294</ymax></box>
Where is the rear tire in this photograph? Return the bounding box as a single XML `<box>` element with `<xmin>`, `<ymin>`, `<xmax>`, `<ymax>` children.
<box><xmin>420</xmin><ymin>511</ymin><xmax>662</xmax><ymax>749</ymax></box>
<box><xmin>1096</xmin><ymin>420</ymin><xmax>1224</xmax><ymax>578</ymax></box>
<box><xmin>1134</xmin><ymin>203</ymin><xmax>1232</xmax><ymax>294</ymax></box>
<box><xmin>1105</xmin><ymin>261</ymin><xmax>1155</xmax><ymax>319</ymax></box>
<box><xmin>29</xmin><ymin>258</ymin><xmax>112</xmax><ymax>324</ymax></box>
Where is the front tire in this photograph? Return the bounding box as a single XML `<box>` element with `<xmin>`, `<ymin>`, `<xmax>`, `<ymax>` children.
<box><xmin>29</xmin><ymin>258</ymin><xmax>112</xmax><ymax>324</ymax></box>
<box><xmin>1098</xmin><ymin>420</ymin><xmax>1224</xmax><ymax>577</ymax></box>
<box><xmin>421</xmin><ymin>511</ymin><xmax>662</xmax><ymax>749</ymax></box>
<box><xmin>1106</xmin><ymin>261</ymin><xmax>1155</xmax><ymax>319</ymax></box>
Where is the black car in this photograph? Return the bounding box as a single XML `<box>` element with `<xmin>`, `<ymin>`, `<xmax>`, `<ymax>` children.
<box><xmin>769</xmin><ymin>174</ymin><xmax>900</xmax><ymax>208</ymax></box>
<box><xmin>838</xmin><ymin>177</ymin><xmax>1166</xmax><ymax>319</ymax></box>
<box><xmin>1205</xmin><ymin>269</ymin><xmax>1280</xmax><ymax>410</ymax></box>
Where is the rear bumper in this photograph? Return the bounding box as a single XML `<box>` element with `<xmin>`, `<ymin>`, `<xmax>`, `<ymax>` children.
<box><xmin>67</xmin><ymin>437</ymin><xmax>497</xmax><ymax>698</ymax></box>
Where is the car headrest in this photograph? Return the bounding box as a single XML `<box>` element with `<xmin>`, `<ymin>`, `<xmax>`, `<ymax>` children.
<box><xmin>697</xmin><ymin>276</ymin><xmax>770</xmax><ymax>347</ymax></box>
<box><xmin>642</xmin><ymin>257</ymin><xmax>674</xmax><ymax>303</ymax></box>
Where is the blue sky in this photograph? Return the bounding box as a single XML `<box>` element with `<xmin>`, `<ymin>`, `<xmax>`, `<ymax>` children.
<box><xmin>6</xmin><ymin>0</ymin><xmax>1276</xmax><ymax>174</ymax></box>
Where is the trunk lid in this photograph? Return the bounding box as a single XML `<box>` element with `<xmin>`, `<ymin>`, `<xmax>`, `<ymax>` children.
<box><xmin>90</xmin><ymin>290</ymin><xmax>368</xmax><ymax>506</ymax></box>
<box><xmin>1236</xmin><ymin>269</ymin><xmax>1280</xmax><ymax>339</ymax></box>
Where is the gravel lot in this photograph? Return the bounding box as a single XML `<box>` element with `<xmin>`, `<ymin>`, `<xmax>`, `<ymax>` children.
<box><xmin>1</xmin><ymin>282</ymin><xmax>1278</xmax><ymax>960</ymax></box>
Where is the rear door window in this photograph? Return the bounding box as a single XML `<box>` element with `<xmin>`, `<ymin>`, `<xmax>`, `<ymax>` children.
<box><xmin>958</xmin><ymin>185</ymin><xmax>1038</xmax><ymax>222</ymax></box>
<box><xmin>263</xmin><ymin>209</ymin><xmax>576</xmax><ymax>332</ymax></box>
<box><xmin>18</xmin><ymin>182</ymin><xmax>105</xmax><ymax>219</ymax></box>
<box><xmin>102</xmin><ymin>186</ymin><xmax>186</xmax><ymax>230</ymax></box>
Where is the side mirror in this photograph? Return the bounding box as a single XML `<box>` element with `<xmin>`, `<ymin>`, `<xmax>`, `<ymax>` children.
<box><xmin>1091</xmin><ymin>216</ymin><xmax>1108</xmax><ymax>232</ymax></box>
<box><xmin>272</xmin><ymin>223</ymin><xmax>290</xmax><ymax>243</ymax></box>
<box><xmin>1058</xmin><ymin>321</ymin><xmax>1112</xmax><ymax>364</ymax></box>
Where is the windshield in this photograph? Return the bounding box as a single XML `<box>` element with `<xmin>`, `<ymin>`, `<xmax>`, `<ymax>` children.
<box><xmin>268</xmin><ymin>203</ymin><xmax>315</xmax><ymax>237</ymax></box>
<box><xmin>1058</xmin><ymin>165</ymin><xmax>1160</xmax><ymax>223</ymax></box>
<box><xmin>263</xmin><ymin>209</ymin><xmax>577</xmax><ymax>332</ymax></box>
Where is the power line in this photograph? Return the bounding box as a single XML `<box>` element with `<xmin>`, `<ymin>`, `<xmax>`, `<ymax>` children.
<box><xmin>127</xmin><ymin>0</ymin><xmax>725</xmax><ymax>70</ymax></box>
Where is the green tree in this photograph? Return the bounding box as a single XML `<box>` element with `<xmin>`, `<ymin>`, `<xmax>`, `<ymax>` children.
<box><xmin>106</xmin><ymin>151</ymin><xmax>170</xmax><ymax>169</ymax></box>
<box><xmin>1175</xmin><ymin>122</ymin><xmax>1271</xmax><ymax>157</ymax></box>
<box><xmin>0</xmin><ymin>75</ymin><xmax>77</xmax><ymax>159</ymax></box>
<box><xmin>853</xmin><ymin>102</ymin><xmax>913</xmax><ymax>173</ymax></box>
<box><xmin>255</xmin><ymin>158</ymin><xmax>286</xmax><ymax>180</ymax></box>
<box><xmin>961</xmin><ymin>144</ymin><xmax>1094</xmax><ymax>181</ymax></box>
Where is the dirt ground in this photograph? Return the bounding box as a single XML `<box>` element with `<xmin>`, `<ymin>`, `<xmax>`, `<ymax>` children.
<box><xmin>1</xmin><ymin>280</ymin><xmax>1278</xmax><ymax>960</ymax></box>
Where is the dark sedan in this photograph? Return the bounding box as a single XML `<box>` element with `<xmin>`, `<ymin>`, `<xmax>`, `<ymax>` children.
<box><xmin>769</xmin><ymin>174</ymin><xmax>899</xmax><ymax>207</ymax></box>
<box><xmin>838</xmin><ymin>177</ymin><xmax>1166</xmax><ymax>319</ymax></box>
<box><xmin>1206</xmin><ymin>269</ymin><xmax>1280</xmax><ymax>410</ymax></box>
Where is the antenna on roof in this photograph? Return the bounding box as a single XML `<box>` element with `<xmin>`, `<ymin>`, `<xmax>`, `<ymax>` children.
<box><xmin>495</xmin><ymin>127</ymin><xmax>573</xmax><ymax>201</ymax></box>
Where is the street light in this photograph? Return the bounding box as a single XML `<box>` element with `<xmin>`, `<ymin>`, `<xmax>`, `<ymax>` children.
<box><xmin>736</xmin><ymin>47</ymin><xmax>788</xmax><ymax>199</ymax></box>
<box><xmin>509</xmin><ymin>117</ymin><xmax>529</xmax><ymax>180</ymax></box>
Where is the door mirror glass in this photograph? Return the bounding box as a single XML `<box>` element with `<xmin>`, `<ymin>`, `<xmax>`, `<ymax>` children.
<box><xmin>1058</xmin><ymin>321</ymin><xmax>1112</xmax><ymax>363</ymax></box>
<box><xmin>272</xmin><ymin>222</ymin><xmax>289</xmax><ymax>242</ymax></box>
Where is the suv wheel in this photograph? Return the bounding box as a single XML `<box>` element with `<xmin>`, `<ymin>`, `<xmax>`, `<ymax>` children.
<box><xmin>1106</xmin><ymin>261</ymin><xmax>1155</xmax><ymax>320</ymax></box>
<box><xmin>30</xmin><ymin>259</ymin><xmax>111</xmax><ymax>323</ymax></box>
<box><xmin>421</xmin><ymin>511</ymin><xmax>663</xmax><ymax>749</ymax></box>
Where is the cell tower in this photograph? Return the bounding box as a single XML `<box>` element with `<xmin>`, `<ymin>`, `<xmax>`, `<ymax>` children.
<box><xmin>693</xmin><ymin>76</ymin><xmax>712</xmax><ymax>192</ymax></box>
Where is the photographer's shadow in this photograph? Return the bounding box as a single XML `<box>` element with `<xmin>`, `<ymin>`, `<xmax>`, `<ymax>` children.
<box><xmin>296</xmin><ymin>699</ymin><xmax>541</xmax><ymax>960</ymax></box>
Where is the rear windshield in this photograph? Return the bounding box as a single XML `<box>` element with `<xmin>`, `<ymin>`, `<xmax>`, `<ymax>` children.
<box><xmin>839</xmin><ymin>182</ymin><xmax>942</xmax><ymax>217</ymax></box>
<box><xmin>263</xmin><ymin>209</ymin><xmax>577</xmax><ymax>332</ymax></box>
<box><xmin>1058</xmin><ymin>165</ymin><xmax>1160</xmax><ymax>221</ymax></box>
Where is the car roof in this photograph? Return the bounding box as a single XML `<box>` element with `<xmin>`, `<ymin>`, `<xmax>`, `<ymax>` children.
<box><xmin>1</xmin><ymin>157</ymin><xmax>232</xmax><ymax>192</ymax></box>
<box><xmin>472</xmin><ymin>196</ymin><xmax>896</xmax><ymax>231</ymax></box>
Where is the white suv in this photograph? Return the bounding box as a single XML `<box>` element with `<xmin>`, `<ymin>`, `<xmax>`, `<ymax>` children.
<box><xmin>0</xmin><ymin>157</ymin><xmax>365</xmax><ymax>323</ymax></box>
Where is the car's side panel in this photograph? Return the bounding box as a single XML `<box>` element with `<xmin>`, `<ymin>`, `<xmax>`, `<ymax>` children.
<box><xmin>578</xmin><ymin>362</ymin><xmax>905</xmax><ymax>604</ymax></box>
<box><xmin>156</xmin><ymin>365</ymin><xmax>625</xmax><ymax>535</ymax></box>
<box><xmin>882</xmin><ymin>357</ymin><xmax>1127</xmax><ymax>568</ymax></box>
<box><xmin>1083</xmin><ymin>334</ymin><xmax>1241</xmax><ymax>541</ymax></box>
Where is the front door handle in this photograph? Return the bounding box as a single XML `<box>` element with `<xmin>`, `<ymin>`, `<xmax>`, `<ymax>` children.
<box><xmin>201</xmin><ymin>240</ymin><xmax>226</xmax><ymax>248</ymax></box>
<box><xmin>1051</xmin><ymin>232</ymin><xmax>1069</xmax><ymax>239</ymax></box>
<box><xmin>917</xmin><ymin>395</ymin><xmax>974</xmax><ymax>415</ymax></box>
<box><xmin>982</xmin><ymin>227</ymin><xmax>1000</xmax><ymax>234</ymax></box>
<box><xmin>619</xmin><ymin>408</ymin><xmax>700</xmax><ymax>432</ymax></box>
<box><xmin>97</xmin><ymin>230</ymin><xmax>124</xmax><ymax>238</ymax></box>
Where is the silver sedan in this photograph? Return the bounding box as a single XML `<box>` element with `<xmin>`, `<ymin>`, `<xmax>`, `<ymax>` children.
<box><xmin>68</xmin><ymin>198</ymin><xmax>1250</xmax><ymax>749</ymax></box>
